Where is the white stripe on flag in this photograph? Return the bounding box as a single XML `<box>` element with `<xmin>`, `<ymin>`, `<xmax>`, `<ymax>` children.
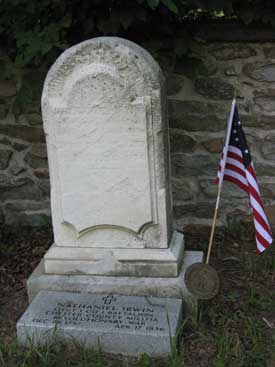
<box><xmin>228</xmin><ymin>145</ymin><xmax>243</xmax><ymax>157</ymax></box>
<box><xmin>256</xmin><ymin>238</ymin><xmax>266</xmax><ymax>253</ymax></box>
<box><xmin>254</xmin><ymin>218</ymin><xmax>273</xmax><ymax>243</ymax></box>
<box><xmin>226</xmin><ymin>157</ymin><xmax>246</xmax><ymax>171</ymax></box>
<box><xmin>250</xmin><ymin>195</ymin><xmax>269</xmax><ymax>226</ymax></box>
<box><xmin>224</xmin><ymin>168</ymin><xmax>249</xmax><ymax>187</ymax></box>
<box><xmin>246</xmin><ymin>169</ymin><xmax>261</xmax><ymax>196</ymax></box>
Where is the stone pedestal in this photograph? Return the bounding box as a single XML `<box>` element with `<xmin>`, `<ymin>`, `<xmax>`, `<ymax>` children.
<box><xmin>27</xmin><ymin>250</ymin><xmax>203</xmax><ymax>316</ymax></box>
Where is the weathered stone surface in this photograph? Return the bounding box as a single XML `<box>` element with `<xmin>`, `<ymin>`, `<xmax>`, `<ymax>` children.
<box><xmin>253</xmin><ymin>89</ymin><xmax>275</xmax><ymax>113</ymax></box>
<box><xmin>174</xmin><ymin>202</ymin><xmax>215</xmax><ymax>219</ymax></box>
<box><xmin>27</xmin><ymin>250</ymin><xmax>203</xmax><ymax>317</ymax></box>
<box><xmin>243</xmin><ymin>62</ymin><xmax>275</xmax><ymax>82</ymax></box>
<box><xmin>169</xmin><ymin>116</ymin><xmax>225</xmax><ymax>132</ymax></box>
<box><xmin>199</xmin><ymin>178</ymin><xmax>247</xmax><ymax>198</ymax></box>
<box><xmin>259</xmin><ymin>182</ymin><xmax>275</xmax><ymax>198</ymax></box>
<box><xmin>201</xmin><ymin>137</ymin><xmax>224</xmax><ymax>153</ymax></box>
<box><xmin>0</xmin><ymin>174</ymin><xmax>41</xmax><ymax>200</ymax></box>
<box><xmin>226</xmin><ymin>209</ymin><xmax>250</xmax><ymax>226</ymax></box>
<box><xmin>25</xmin><ymin>144</ymin><xmax>48</xmax><ymax>169</ymax></box>
<box><xmin>261</xmin><ymin>135</ymin><xmax>275</xmax><ymax>160</ymax></box>
<box><xmin>34</xmin><ymin>168</ymin><xmax>49</xmax><ymax>179</ymax></box>
<box><xmin>169</xmin><ymin>130</ymin><xmax>197</xmax><ymax>153</ymax></box>
<box><xmin>212</xmin><ymin>45</ymin><xmax>256</xmax><ymax>60</ymax></box>
<box><xmin>0</xmin><ymin>149</ymin><xmax>12</xmax><ymax>169</ymax></box>
<box><xmin>0</xmin><ymin>136</ymin><xmax>11</xmax><ymax>146</ymax></box>
<box><xmin>0</xmin><ymin>80</ymin><xmax>16</xmax><ymax>97</ymax></box>
<box><xmin>166</xmin><ymin>74</ymin><xmax>184</xmax><ymax>95</ymax></box>
<box><xmin>12</xmin><ymin>141</ymin><xmax>29</xmax><ymax>152</ymax></box>
<box><xmin>0</xmin><ymin>99</ymin><xmax>8</xmax><ymax>119</ymax></box>
<box><xmin>171</xmin><ymin>154</ymin><xmax>218</xmax><ymax>177</ymax></box>
<box><xmin>0</xmin><ymin>125</ymin><xmax>45</xmax><ymax>143</ymax></box>
<box><xmin>44</xmin><ymin>232</ymin><xmax>184</xmax><ymax>277</ymax></box>
<box><xmin>168</xmin><ymin>100</ymin><xmax>227</xmax><ymax>131</ymax></box>
<box><xmin>263</xmin><ymin>48</ymin><xmax>275</xmax><ymax>59</ymax></box>
<box><xmin>254</xmin><ymin>161</ymin><xmax>274</xmax><ymax>176</ymax></box>
<box><xmin>5</xmin><ymin>202</ymin><xmax>51</xmax><ymax>227</ymax></box>
<box><xmin>17</xmin><ymin>291</ymin><xmax>183</xmax><ymax>357</ymax></box>
<box><xmin>171</xmin><ymin>177</ymin><xmax>197</xmax><ymax>201</ymax></box>
<box><xmin>0</xmin><ymin>207</ymin><xmax>4</xmax><ymax>224</ymax></box>
<box><xmin>9</xmin><ymin>161</ymin><xmax>26</xmax><ymax>176</ymax></box>
<box><xmin>254</xmin><ymin>89</ymin><xmax>275</xmax><ymax>99</ymax></box>
<box><xmin>42</xmin><ymin>37</ymin><xmax>174</xmax><ymax>253</ymax></box>
<box><xmin>41</xmin><ymin>37</ymin><xmax>185</xmax><ymax>279</ymax></box>
<box><xmin>174</xmin><ymin>56</ymin><xmax>216</xmax><ymax>78</ymax></box>
<box><xmin>38</xmin><ymin>179</ymin><xmax>50</xmax><ymax>198</ymax></box>
<box><xmin>254</xmin><ymin>97</ymin><xmax>275</xmax><ymax>113</ymax></box>
<box><xmin>264</xmin><ymin>205</ymin><xmax>275</xmax><ymax>228</ymax></box>
<box><xmin>17</xmin><ymin>113</ymin><xmax>43</xmax><ymax>126</ymax></box>
<box><xmin>169</xmin><ymin>100</ymin><xmax>227</xmax><ymax>118</ymax></box>
<box><xmin>241</xmin><ymin>114</ymin><xmax>275</xmax><ymax>129</ymax></box>
<box><xmin>224</xmin><ymin>66</ymin><xmax>240</xmax><ymax>76</ymax></box>
<box><xmin>195</xmin><ymin>77</ymin><xmax>234</xmax><ymax>100</ymax></box>
<box><xmin>27</xmin><ymin>113</ymin><xmax>43</xmax><ymax>126</ymax></box>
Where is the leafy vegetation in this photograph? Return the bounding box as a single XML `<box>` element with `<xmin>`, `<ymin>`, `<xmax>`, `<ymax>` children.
<box><xmin>2</xmin><ymin>0</ymin><xmax>275</xmax><ymax>73</ymax></box>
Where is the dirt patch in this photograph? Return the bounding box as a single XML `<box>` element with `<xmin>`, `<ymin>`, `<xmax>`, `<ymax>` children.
<box><xmin>0</xmin><ymin>223</ymin><xmax>275</xmax><ymax>366</ymax></box>
<box><xmin>0</xmin><ymin>226</ymin><xmax>52</xmax><ymax>343</ymax></box>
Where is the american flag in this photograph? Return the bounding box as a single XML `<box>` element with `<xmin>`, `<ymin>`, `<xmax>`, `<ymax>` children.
<box><xmin>216</xmin><ymin>100</ymin><xmax>273</xmax><ymax>253</ymax></box>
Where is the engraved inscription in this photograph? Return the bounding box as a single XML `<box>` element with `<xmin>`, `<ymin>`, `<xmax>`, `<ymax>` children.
<box><xmin>31</xmin><ymin>295</ymin><xmax>166</xmax><ymax>333</ymax></box>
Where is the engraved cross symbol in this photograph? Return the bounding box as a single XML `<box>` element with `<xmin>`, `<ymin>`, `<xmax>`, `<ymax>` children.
<box><xmin>102</xmin><ymin>295</ymin><xmax>117</xmax><ymax>305</ymax></box>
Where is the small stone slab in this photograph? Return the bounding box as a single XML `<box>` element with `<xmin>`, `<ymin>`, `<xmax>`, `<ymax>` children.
<box><xmin>17</xmin><ymin>291</ymin><xmax>183</xmax><ymax>357</ymax></box>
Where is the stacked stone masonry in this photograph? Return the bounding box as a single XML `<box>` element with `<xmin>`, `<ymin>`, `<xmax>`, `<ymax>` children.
<box><xmin>1</xmin><ymin>31</ymin><xmax>275</xmax><ymax>231</ymax></box>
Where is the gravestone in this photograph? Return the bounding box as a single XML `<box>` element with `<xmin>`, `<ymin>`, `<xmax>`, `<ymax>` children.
<box><xmin>19</xmin><ymin>37</ymin><xmax>203</xmax><ymax>356</ymax></box>
<box><xmin>17</xmin><ymin>291</ymin><xmax>182</xmax><ymax>356</ymax></box>
<box><xmin>41</xmin><ymin>37</ymin><xmax>180</xmax><ymax>276</ymax></box>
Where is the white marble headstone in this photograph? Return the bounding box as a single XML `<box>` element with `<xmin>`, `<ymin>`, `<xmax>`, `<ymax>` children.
<box><xmin>43</xmin><ymin>37</ymin><xmax>173</xmax><ymax>250</ymax></box>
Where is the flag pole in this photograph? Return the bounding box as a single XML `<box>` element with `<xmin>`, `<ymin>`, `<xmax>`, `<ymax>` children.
<box><xmin>205</xmin><ymin>98</ymin><xmax>236</xmax><ymax>264</ymax></box>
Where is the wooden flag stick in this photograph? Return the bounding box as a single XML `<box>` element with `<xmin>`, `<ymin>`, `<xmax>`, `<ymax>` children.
<box><xmin>206</xmin><ymin>184</ymin><xmax>222</xmax><ymax>264</ymax></box>
<box><xmin>205</xmin><ymin>98</ymin><xmax>236</xmax><ymax>265</ymax></box>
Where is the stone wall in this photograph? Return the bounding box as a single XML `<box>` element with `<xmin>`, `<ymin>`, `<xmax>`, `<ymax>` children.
<box><xmin>0</xmin><ymin>71</ymin><xmax>50</xmax><ymax>226</ymax></box>
<box><xmin>164</xmin><ymin>38</ymin><xmax>275</xmax><ymax>231</ymax></box>
<box><xmin>1</xmin><ymin>25</ymin><xmax>275</xmax><ymax>231</ymax></box>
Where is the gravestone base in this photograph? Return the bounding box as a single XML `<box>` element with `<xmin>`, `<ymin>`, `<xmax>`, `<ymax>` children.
<box><xmin>44</xmin><ymin>231</ymin><xmax>184</xmax><ymax>277</ymax></box>
<box><xmin>17</xmin><ymin>291</ymin><xmax>183</xmax><ymax>357</ymax></box>
<box><xmin>27</xmin><ymin>250</ymin><xmax>203</xmax><ymax>316</ymax></box>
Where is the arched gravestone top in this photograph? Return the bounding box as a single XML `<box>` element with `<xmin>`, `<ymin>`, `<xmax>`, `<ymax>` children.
<box><xmin>42</xmin><ymin>37</ymin><xmax>173</xmax><ymax>250</ymax></box>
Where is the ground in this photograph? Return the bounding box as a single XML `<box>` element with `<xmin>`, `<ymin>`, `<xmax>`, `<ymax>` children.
<box><xmin>0</xmin><ymin>222</ymin><xmax>275</xmax><ymax>366</ymax></box>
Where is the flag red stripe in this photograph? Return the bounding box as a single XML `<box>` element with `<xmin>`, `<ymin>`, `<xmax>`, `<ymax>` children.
<box><xmin>227</xmin><ymin>151</ymin><xmax>243</xmax><ymax>164</ymax></box>
<box><xmin>223</xmin><ymin>174</ymin><xmax>249</xmax><ymax>193</ymax></box>
<box><xmin>225</xmin><ymin>163</ymin><xmax>246</xmax><ymax>178</ymax></box>
<box><xmin>247</xmin><ymin>181</ymin><xmax>264</xmax><ymax>212</ymax></box>
<box><xmin>247</xmin><ymin>164</ymin><xmax>257</xmax><ymax>181</ymax></box>
<box><xmin>255</xmin><ymin>230</ymin><xmax>270</xmax><ymax>249</ymax></box>
<box><xmin>251</xmin><ymin>205</ymin><xmax>272</xmax><ymax>237</ymax></box>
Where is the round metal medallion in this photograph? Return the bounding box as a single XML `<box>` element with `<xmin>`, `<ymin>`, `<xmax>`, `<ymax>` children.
<box><xmin>184</xmin><ymin>263</ymin><xmax>220</xmax><ymax>300</ymax></box>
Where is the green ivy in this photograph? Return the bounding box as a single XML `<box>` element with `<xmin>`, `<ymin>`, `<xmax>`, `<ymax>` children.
<box><xmin>1</xmin><ymin>0</ymin><xmax>275</xmax><ymax>72</ymax></box>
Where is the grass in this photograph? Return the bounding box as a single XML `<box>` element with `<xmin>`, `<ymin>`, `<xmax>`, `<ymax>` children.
<box><xmin>0</xmin><ymin>340</ymin><xmax>173</xmax><ymax>367</ymax></box>
<box><xmin>1</xmin><ymin>225</ymin><xmax>275</xmax><ymax>366</ymax></box>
